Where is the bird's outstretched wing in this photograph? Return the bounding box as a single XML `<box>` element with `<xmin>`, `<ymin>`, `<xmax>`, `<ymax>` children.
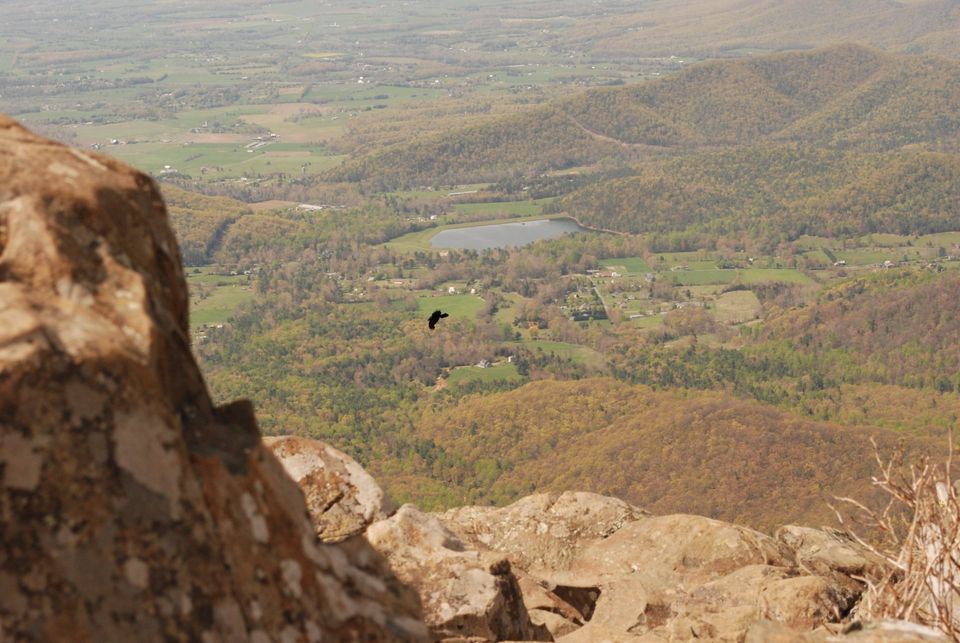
<box><xmin>428</xmin><ymin>310</ymin><xmax>449</xmax><ymax>329</ymax></box>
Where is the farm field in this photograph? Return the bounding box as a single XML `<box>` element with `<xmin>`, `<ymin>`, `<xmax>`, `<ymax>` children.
<box><xmin>599</xmin><ymin>256</ymin><xmax>652</xmax><ymax>274</ymax></box>
<box><xmin>190</xmin><ymin>286</ymin><xmax>254</xmax><ymax>328</ymax></box>
<box><xmin>713</xmin><ymin>290</ymin><xmax>763</xmax><ymax>324</ymax></box>
<box><xmin>446</xmin><ymin>363</ymin><xmax>522</xmax><ymax>387</ymax></box>
<box><xmin>452</xmin><ymin>199</ymin><xmax>553</xmax><ymax>217</ymax></box>
<box><xmin>105</xmin><ymin>142</ymin><xmax>344</xmax><ymax>179</ymax></box>
<box><xmin>2</xmin><ymin>0</ymin><xmax>680</xmax><ymax>192</ymax></box>
<box><xmin>187</xmin><ymin>267</ymin><xmax>255</xmax><ymax>328</ymax></box>
<box><xmin>511</xmin><ymin>340</ymin><xmax>606</xmax><ymax>368</ymax></box>
<box><xmin>416</xmin><ymin>293</ymin><xmax>486</xmax><ymax>321</ymax></box>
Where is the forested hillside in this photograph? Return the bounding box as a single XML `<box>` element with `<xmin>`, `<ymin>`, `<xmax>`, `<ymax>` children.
<box><xmin>551</xmin><ymin>146</ymin><xmax>960</xmax><ymax>238</ymax></box>
<box><xmin>165</xmin><ymin>186</ymin><xmax>253</xmax><ymax>266</ymax></box>
<box><xmin>756</xmin><ymin>270</ymin><xmax>960</xmax><ymax>391</ymax></box>
<box><xmin>401</xmin><ymin>378</ymin><xmax>937</xmax><ymax>532</ymax></box>
<box><xmin>606</xmin><ymin>269</ymin><xmax>960</xmax><ymax>429</ymax></box>
<box><xmin>326</xmin><ymin>108</ymin><xmax>625</xmax><ymax>191</ymax></box>
<box><xmin>327</xmin><ymin>45</ymin><xmax>960</xmax><ymax>189</ymax></box>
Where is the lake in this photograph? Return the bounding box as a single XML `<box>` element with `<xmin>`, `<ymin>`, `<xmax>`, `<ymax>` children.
<box><xmin>430</xmin><ymin>218</ymin><xmax>585</xmax><ymax>250</ymax></box>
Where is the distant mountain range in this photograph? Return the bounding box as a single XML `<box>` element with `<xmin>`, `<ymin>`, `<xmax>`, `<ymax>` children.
<box><xmin>328</xmin><ymin>45</ymin><xmax>960</xmax><ymax>190</ymax></box>
<box><xmin>563</xmin><ymin>0</ymin><xmax>960</xmax><ymax>58</ymax></box>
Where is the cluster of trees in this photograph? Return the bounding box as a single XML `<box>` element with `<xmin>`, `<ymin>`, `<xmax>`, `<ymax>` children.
<box><xmin>756</xmin><ymin>270</ymin><xmax>960</xmax><ymax>392</ymax></box>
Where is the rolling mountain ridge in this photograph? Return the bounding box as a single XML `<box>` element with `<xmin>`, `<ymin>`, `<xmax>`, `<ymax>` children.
<box><xmin>328</xmin><ymin>44</ymin><xmax>960</xmax><ymax>189</ymax></box>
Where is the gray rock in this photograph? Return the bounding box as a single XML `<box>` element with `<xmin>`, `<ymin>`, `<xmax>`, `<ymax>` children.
<box><xmin>439</xmin><ymin>491</ymin><xmax>648</xmax><ymax>575</ymax></box>
<box><xmin>777</xmin><ymin>525</ymin><xmax>887</xmax><ymax>579</ymax></box>
<box><xmin>760</xmin><ymin>575</ymin><xmax>860</xmax><ymax>630</ymax></box>
<box><xmin>367</xmin><ymin>505</ymin><xmax>552</xmax><ymax>642</ymax></box>
<box><xmin>265</xmin><ymin>435</ymin><xmax>396</xmax><ymax>542</ymax></box>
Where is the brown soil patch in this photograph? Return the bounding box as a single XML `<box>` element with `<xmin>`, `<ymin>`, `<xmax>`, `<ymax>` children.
<box><xmin>249</xmin><ymin>200</ymin><xmax>299</xmax><ymax>212</ymax></box>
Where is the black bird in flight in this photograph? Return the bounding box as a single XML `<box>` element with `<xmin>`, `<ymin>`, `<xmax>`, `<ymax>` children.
<box><xmin>428</xmin><ymin>310</ymin><xmax>449</xmax><ymax>330</ymax></box>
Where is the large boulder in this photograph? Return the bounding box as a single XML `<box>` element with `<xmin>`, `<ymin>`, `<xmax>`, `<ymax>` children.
<box><xmin>0</xmin><ymin>116</ymin><xmax>427</xmax><ymax>641</ymax></box>
<box><xmin>366</xmin><ymin>504</ymin><xmax>552</xmax><ymax>642</ymax></box>
<box><xmin>565</xmin><ymin>513</ymin><xmax>794</xmax><ymax>588</ymax></box>
<box><xmin>777</xmin><ymin>525</ymin><xmax>887</xmax><ymax>580</ymax></box>
<box><xmin>446</xmin><ymin>507</ymin><xmax>882</xmax><ymax>642</ymax></box>
<box><xmin>439</xmin><ymin>491</ymin><xmax>648</xmax><ymax>575</ymax></box>
<box><xmin>265</xmin><ymin>435</ymin><xmax>396</xmax><ymax>542</ymax></box>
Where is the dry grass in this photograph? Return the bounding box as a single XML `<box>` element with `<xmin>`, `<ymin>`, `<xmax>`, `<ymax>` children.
<box><xmin>832</xmin><ymin>436</ymin><xmax>960</xmax><ymax>639</ymax></box>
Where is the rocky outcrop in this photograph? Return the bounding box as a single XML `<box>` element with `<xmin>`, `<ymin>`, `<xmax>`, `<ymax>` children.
<box><xmin>0</xmin><ymin>116</ymin><xmax>427</xmax><ymax>641</ymax></box>
<box><xmin>366</xmin><ymin>504</ymin><xmax>552</xmax><ymax>642</ymax></box>
<box><xmin>265</xmin><ymin>435</ymin><xmax>396</xmax><ymax>542</ymax></box>
<box><xmin>269</xmin><ymin>438</ymin><xmax>554</xmax><ymax>642</ymax></box>
<box><xmin>436</xmin><ymin>499</ymin><xmax>931</xmax><ymax>642</ymax></box>
<box><xmin>776</xmin><ymin>525</ymin><xmax>887</xmax><ymax>580</ymax></box>
<box><xmin>440</xmin><ymin>491</ymin><xmax>648</xmax><ymax>575</ymax></box>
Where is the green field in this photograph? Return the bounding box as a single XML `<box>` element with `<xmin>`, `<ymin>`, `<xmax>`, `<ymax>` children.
<box><xmin>666</xmin><ymin>269</ymin><xmax>737</xmax><ymax>286</ymax></box>
<box><xmin>661</xmin><ymin>267</ymin><xmax>813</xmax><ymax>286</ymax></box>
<box><xmin>835</xmin><ymin>249</ymin><xmax>901</xmax><ymax>266</ymax></box>
<box><xmin>655</xmin><ymin>251</ymin><xmax>716</xmax><ymax>266</ymax></box>
<box><xmin>417</xmin><ymin>293</ymin><xmax>485</xmax><ymax>320</ymax></box>
<box><xmin>452</xmin><ymin>198</ymin><xmax>553</xmax><ymax>217</ymax></box>
<box><xmin>105</xmin><ymin>142</ymin><xmax>343</xmax><ymax>179</ymax></box>
<box><xmin>736</xmin><ymin>269</ymin><xmax>816</xmax><ymax>284</ymax></box>
<box><xmin>630</xmin><ymin>314</ymin><xmax>665</xmax><ymax>329</ymax></box>
<box><xmin>187</xmin><ymin>267</ymin><xmax>255</xmax><ymax>328</ymax></box>
<box><xmin>186</xmin><ymin>267</ymin><xmax>250</xmax><ymax>286</ymax></box>
<box><xmin>600</xmin><ymin>256</ymin><xmax>652</xmax><ymax>274</ymax></box>
<box><xmin>713</xmin><ymin>290</ymin><xmax>763</xmax><ymax>324</ymax></box>
<box><xmin>446</xmin><ymin>363</ymin><xmax>522</xmax><ymax>387</ymax></box>
<box><xmin>511</xmin><ymin>339</ymin><xmax>605</xmax><ymax>368</ymax></box>
<box><xmin>190</xmin><ymin>286</ymin><xmax>254</xmax><ymax>328</ymax></box>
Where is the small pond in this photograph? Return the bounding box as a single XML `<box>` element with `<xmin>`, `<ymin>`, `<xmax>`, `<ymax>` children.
<box><xmin>430</xmin><ymin>218</ymin><xmax>585</xmax><ymax>250</ymax></box>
